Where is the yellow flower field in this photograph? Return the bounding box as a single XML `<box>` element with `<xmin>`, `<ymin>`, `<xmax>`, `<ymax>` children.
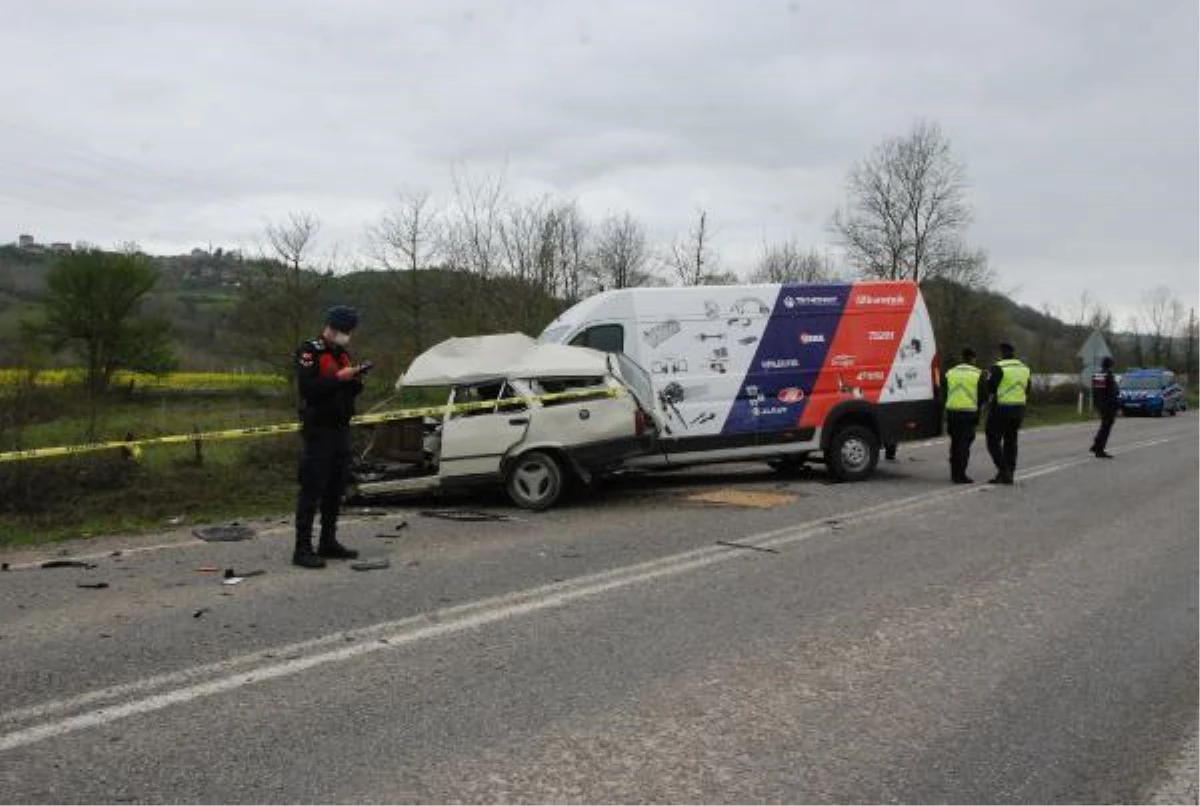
<box><xmin>0</xmin><ymin>369</ymin><xmax>285</xmax><ymax>390</ymax></box>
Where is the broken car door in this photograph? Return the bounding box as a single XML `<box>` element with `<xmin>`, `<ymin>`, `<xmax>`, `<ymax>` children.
<box><xmin>437</xmin><ymin>380</ymin><xmax>531</xmax><ymax>479</ymax></box>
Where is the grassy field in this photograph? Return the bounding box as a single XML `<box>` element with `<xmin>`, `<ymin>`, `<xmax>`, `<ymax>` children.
<box><xmin>0</xmin><ymin>379</ymin><xmax>423</xmax><ymax>546</ymax></box>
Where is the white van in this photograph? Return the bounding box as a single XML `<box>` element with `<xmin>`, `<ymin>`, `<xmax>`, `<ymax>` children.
<box><xmin>538</xmin><ymin>280</ymin><xmax>942</xmax><ymax>481</ymax></box>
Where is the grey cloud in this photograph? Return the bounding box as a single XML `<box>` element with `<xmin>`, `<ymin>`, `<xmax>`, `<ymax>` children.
<box><xmin>0</xmin><ymin>0</ymin><xmax>1194</xmax><ymax>318</ymax></box>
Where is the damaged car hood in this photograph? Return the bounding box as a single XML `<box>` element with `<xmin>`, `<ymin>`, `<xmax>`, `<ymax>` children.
<box><xmin>398</xmin><ymin>333</ymin><xmax>610</xmax><ymax>388</ymax></box>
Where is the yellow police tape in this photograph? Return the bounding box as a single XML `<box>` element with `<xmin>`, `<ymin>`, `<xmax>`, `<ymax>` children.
<box><xmin>0</xmin><ymin>387</ymin><xmax>623</xmax><ymax>464</ymax></box>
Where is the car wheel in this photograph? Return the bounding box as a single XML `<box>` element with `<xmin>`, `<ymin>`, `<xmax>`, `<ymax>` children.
<box><xmin>506</xmin><ymin>450</ymin><xmax>566</xmax><ymax>511</ymax></box>
<box><xmin>1153</xmin><ymin>407</ymin><xmax>1163</xmax><ymax>418</ymax></box>
<box><xmin>827</xmin><ymin>425</ymin><xmax>879</xmax><ymax>482</ymax></box>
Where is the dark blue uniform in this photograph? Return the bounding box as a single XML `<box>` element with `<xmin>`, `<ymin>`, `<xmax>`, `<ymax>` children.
<box><xmin>294</xmin><ymin>338</ymin><xmax>361</xmax><ymax>556</ymax></box>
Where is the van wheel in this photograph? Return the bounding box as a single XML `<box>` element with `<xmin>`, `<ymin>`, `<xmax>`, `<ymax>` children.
<box><xmin>827</xmin><ymin>425</ymin><xmax>879</xmax><ymax>482</ymax></box>
<box><xmin>506</xmin><ymin>451</ymin><xmax>565</xmax><ymax>511</ymax></box>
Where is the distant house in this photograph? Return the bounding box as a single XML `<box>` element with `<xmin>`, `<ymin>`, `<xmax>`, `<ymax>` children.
<box><xmin>17</xmin><ymin>234</ymin><xmax>35</xmax><ymax>249</ymax></box>
<box><xmin>50</xmin><ymin>242</ymin><xmax>72</xmax><ymax>254</ymax></box>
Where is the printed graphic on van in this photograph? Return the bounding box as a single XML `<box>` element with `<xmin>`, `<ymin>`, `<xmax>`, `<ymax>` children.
<box><xmin>538</xmin><ymin>280</ymin><xmax>936</xmax><ymax>444</ymax></box>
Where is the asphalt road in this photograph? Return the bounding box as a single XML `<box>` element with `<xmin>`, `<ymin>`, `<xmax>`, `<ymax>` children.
<box><xmin>1</xmin><ymin>414</ymin><xmax>1196</xmax><ymax>804</ymax></box>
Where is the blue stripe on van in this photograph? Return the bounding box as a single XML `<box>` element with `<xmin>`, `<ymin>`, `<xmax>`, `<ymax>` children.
<box><xmin>721</xmin><ymin>285</ymin><xmax>851</xmax><ymax>436</ymax></box>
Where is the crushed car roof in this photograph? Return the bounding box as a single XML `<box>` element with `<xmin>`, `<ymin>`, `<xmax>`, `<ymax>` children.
<box><xmin>398</xmin><ymin>333</ymin><xmax>610</xmax><ymax>388</ymax></box>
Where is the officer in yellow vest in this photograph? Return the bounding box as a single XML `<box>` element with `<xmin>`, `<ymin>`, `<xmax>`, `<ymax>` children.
<box><xmin>984</xmin><ymin>342</ymin><xmax>1032</xmax><ymax>485</ymax></box>
<box><xmin>943</xmin><ymin>348</ymin><xmax>986</xmax><ymax>483</ymax></box>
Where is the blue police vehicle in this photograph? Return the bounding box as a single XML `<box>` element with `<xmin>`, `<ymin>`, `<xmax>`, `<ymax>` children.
<box><xmin>1118</xmin><ymin>368</ymin><xmax>1187</xmax><ymax>417</ymax></box>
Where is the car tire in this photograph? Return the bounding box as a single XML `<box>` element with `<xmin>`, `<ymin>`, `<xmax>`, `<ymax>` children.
<box><xmin>1153</xmin><ymin>408</ymin><xmax>1163</xmax><ymax>418</ymax></box>
<box><xmin>506</xmin><ymin>450</ymin><xmax>566</xmax><ymax>511</ymax></box>
<box><xmin>827</xmin><ymin>425</ymin><xmax>879</xmax><ymax>482</ymax></box>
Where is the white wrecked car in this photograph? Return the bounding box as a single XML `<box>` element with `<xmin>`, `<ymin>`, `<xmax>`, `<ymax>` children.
<box><xmin>349</xmin><ymin>333</ymin><xmax>658</xmax><ymax>510</ymax></box>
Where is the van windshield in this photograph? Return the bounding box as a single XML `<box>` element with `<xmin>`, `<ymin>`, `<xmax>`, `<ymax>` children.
<box><xmin>538</xmin><ymin>325</ymin><xmax>570</xmax><ymax>344</ymax></box>
<box><xmin>1123</xmin><ymin>376</ymin><xmax>1164</xmax><ymax>390</ymax></box>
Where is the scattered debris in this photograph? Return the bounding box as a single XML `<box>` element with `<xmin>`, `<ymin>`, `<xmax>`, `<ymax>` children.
<box><xmin>350</xmin><ymin>558</ymin><xmax>390</xmax><ymax>571</ymax></box>
<box><xmin>195</xmin><ymin>566</ymin><xmax>220</xmax><ymax>573</ymax></box>
<box><xmin>224</xmin><ymin>568</ymin><xmax>265</xmax><ymax>579</ymax></box>
<box><xmin>77</xmin><ymin>582</ymin><xmax>110</xmax><ymax>589</ymax></box>
<box><xmin>166</xmin><ymin>516</ymin><xmax>185</xmax><ymax>526</ymax></box>
<box><xmin>406</xmin><ymin>560</ymin><xmax>421</xmax><ymax>567</ymax></box>
<box><xmin>110</xmin><ymin>551</ymin><xmax>123</xmax><ymax>558</ymax></box>
<box><xmin>193</xmin><ymin>608</ymin><xmax>209</xmax><ymax>619</ymax></box>
<box><xmin>395</xmin><ymin>520</ymin><xmax>408</xmax><ymax>530</ymax></box>
<box><xmin>222</xmin><ymin>577</ymin><xmax>244</xmax><ymax>586</ymax></box>
<box><xmin>374</xmin><ymin>533</ymin><xmax>399</xmax><ymax>539</ymax></box>
<box><xmin>824</xmin><ymin>519</ymin><xmax>844</xmax><ymax>531</ymax></box>
<box><xmin>419</xmin><ymin>509</ymin><xmax>510</xmax><ymax>522</ymax></box>
<box><xmin>715</xmin><ymin>540</ymin><xmax>780</xmax><ymax>554</ymax></box>
<box><xmin>561</xmin><ymin>551</ymin><xmax>582</xmax><ymax>559</ymax></box>
<box><xmin>1</xmin><ymin>563</ymin><xmax>8</xmax><ymax>572</ymax></box>
<box><xmin>192</xmin><ymin>524</ymin><xmax>256</xmax><ymax>542</ymax></box>
<box><xmin>352</xmin><ymin>508</ymin><xmax>390</xmax><ymax>517</ymax></box>
<box><xmin>41</xmin><ymin>560</ymin><xmax>97</xmax><ymax>570</ymax></box>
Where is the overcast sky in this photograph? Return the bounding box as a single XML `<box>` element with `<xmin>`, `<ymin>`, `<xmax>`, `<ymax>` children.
<box><xmin>1</xmin><ymin>0</ymin><xmax>1196</xmax><ymax>325</ymax></box>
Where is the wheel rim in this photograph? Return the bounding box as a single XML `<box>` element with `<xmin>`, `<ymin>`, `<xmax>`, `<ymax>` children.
<box><xmin>513</xmin><ymin>458</ymin><xmax>554</xmax><ymax>504</ymax></box>
<box><xmin>840</xmin><ymin>438</ymin><xmax>869</xmax><ymax>472</ymax></box>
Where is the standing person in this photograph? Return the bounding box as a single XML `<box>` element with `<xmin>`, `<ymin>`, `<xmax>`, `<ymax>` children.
<box><xmin>293</xmin><ymin>306</ymin><xmax>368</xmax><ymax>569</ymax></box>
<box><xmin>984</xmin><ymin>342</ymin><xmax>1031</xmax><ymax>485</ymax></box>
<box><xmin>943</xmin><ymin>347</ymin><xmax>986</xmax><ymax>483</ymax></box>
<box><xmin>1090</xmin><ymin>356</ymin><xmax>1120</xmax><ymax>459</ymax></box>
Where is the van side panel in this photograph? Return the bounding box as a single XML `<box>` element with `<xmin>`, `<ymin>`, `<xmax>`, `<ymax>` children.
<box><xmin>800</xmin><ymin>283</ymin><xmax>922</xmax><ymax>429</ymax></box>
<box><xmin>722</xmin><ymin>285</ymin><xmax>850</xmax><ymax>436</ymax></box>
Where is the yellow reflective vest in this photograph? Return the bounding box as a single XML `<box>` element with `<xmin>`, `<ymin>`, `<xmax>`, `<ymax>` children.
<box><xmin>995</xmin><ymin>358</ymin><xmax>1031</xmax><ymax>406</ymax></box>
<box><xmin>945</xmin><ymin>364</ymin><xmax>983</xmax><ymax>411</ymax></box>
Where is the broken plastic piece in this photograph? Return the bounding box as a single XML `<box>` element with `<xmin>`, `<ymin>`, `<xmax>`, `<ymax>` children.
<box><xmin>222</xmin><ymin>577</ymin><xmax>244</xmax><ymax>586</ymax></box>
<box><xmin>192</xmin><ymin>525</ymin><xmax>256</xmax><ymax>542</ymax></box>
<box><xmin>350</xmin><ymin>558</ymin><xmax>390</xmax><ymax>571</ymax></box>
<box><xmin>419</xmin><ymin>509</ymin><xmax>509</xmax><ymax>522</ymax></box>
<box><xmin>77</xmin><ymin>582</ymin><xmax>110</xmax><ymax>589</ymax></box>
<box><xmin>41</xmin><ymin>560</ymin><xmax>97</xmax><ymax>569</ymax></box>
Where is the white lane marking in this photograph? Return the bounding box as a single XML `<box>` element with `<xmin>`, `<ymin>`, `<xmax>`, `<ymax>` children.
<box><xmin>0</xmin><ymin>431</ymin><xmax>1189</xmax><ymax>753</ymax></box>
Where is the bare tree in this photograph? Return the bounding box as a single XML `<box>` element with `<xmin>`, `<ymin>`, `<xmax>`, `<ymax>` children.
<box><xmin>545</xmin><ymin>201</ymin><xmax>590</xmax><ymax>303</ymax></box>
<box><xmin>440</xmin><ymin>169</ymin><xmax>507</xmax><ymax>332</ymax></box>
<box><xmin>919</xmin><ymin>245</ymin><xmax>1002</xmax><ymax>359</ymax></box>
<box><xmin>1139</xmin><ymin>286</ymin><xmax>1184</xmax><ymax>365</ymax></box>
<box><xmin>591</xmin><ymin>212</ymin><xmax>654</xmax><ymax>291</ymax></box>
<box><xmin>497</xmin><ymin>195</ymin><xmax>559</xmax><ymax>331</ymax></box>
<box><xmin>832</xmin><ymin>120</ymin><xmax>972</xmax><ymax>283</ymax></box>
<box><xmin>751</xmin><ymin>239</ymin><xmax>831</xmax><ymax>284</ymax></box>
<box><xmin>666</xmin><ymin>208</ymin><xmax>719</xmax><ymax>286</ymax></box>
<box><xmin>231</xmin><ymin>211</ymin><xmax>331</xmax><ymax>377</ymax></box>
<box><xmin>366</xmin><ymin>190</ymin><xmax>440</xmax><ymax>355</ymax></box>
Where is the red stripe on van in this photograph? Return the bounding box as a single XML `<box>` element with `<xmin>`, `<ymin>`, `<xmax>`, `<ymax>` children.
<box><xmin>798</xmin><ymin>281</ymin><xmax>918</xmax><ymax>429</ymax></box>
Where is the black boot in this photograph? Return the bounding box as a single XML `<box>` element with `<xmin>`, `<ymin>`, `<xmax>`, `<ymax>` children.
<box><xmin>317</xmin><ymin>540</ymin><xmax>359</xmax><ymax>560</ymax></box>
<box><xmin>293</xmin><ymin>545</ymin><xmax>326</xmax><ymax>569</ymax></box>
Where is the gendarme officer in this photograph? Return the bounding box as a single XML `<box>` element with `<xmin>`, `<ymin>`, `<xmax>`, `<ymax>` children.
<box><xmin>293</xmin><ymin>306</ymin><xmax>368</xmax><ymax>569</ymax></box>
